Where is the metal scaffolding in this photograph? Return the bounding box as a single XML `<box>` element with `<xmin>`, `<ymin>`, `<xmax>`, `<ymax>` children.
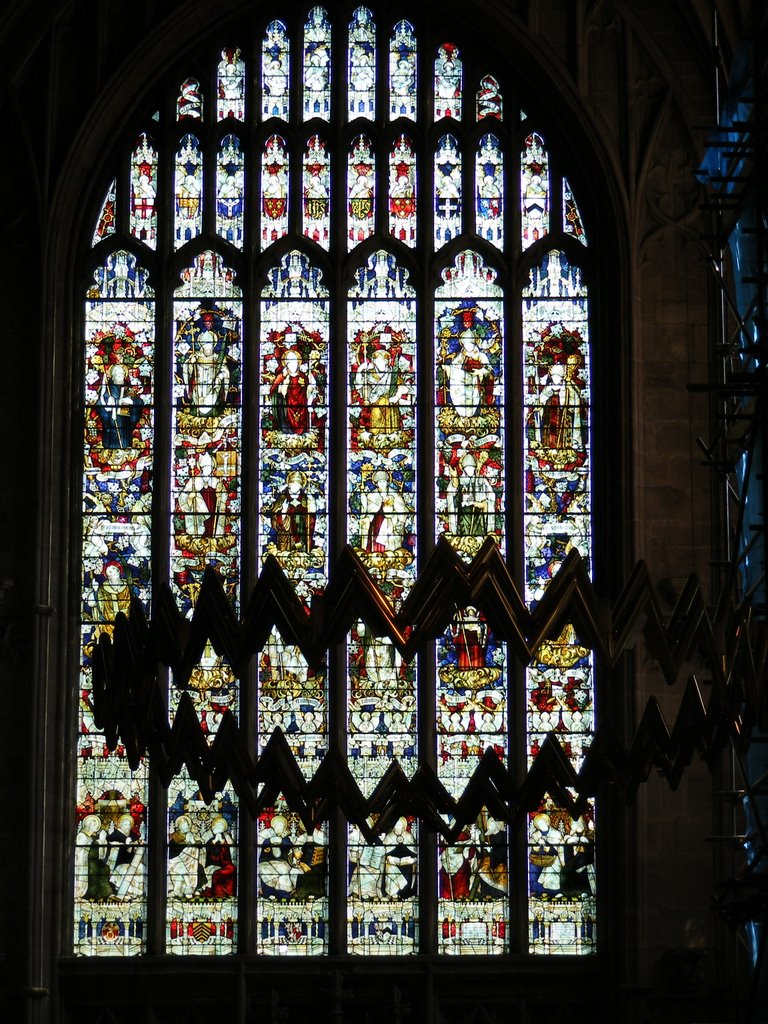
<box><xmin>697</xmin><ymin>11</ymin><xmax>768</xmax><ymax>1021</ymax></box>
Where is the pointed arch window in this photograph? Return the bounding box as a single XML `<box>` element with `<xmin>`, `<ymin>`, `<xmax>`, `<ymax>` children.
<box><xmin>76</xmin><ymin>7</ymin><xmax>597</xmax><ymax>960</ymax></box>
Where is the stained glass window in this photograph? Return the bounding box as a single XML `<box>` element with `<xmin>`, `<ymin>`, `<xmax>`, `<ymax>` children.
<box><xmin>523</xmin><ymin>251</ymin><xmax>594</xmax><ymax>952</ymax></box>
<box><xmin>435</xmin><ymin>253</ymin><xmax>509</xmax><ymax>951</ymax></box>
<box><xmin>563</xmin><ymin>177</ymin><xmax>587</xmax><ymax>245</ymax></box>
<box><xmin>79</xmin><ymin>251</ymin><xmax>154</xmax><ymax>954</ymax></box>
<box><xmin>166</xmin><ymin>254</ymin><xmax>245</xmax><ymax>953</ymax></box>
<box><xmin>77</xmin><ymin>11</ymin><xmax>596</xmax><ymax>961</ymax></box>
<box><xmin>257</xmin><ymin>252</ymin><xmax>330</xmax><ymax>951</ymax></box>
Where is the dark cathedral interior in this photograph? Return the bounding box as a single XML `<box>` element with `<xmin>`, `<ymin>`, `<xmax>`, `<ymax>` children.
<box><xmin>1</xmin><ymin>1</ymin><xmax>767</xmax><ymax>1022</ymax></box>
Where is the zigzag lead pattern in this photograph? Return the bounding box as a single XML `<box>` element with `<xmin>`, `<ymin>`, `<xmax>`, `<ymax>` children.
<box><xmin>92</xmin><ymin>538</ymin><xmax>765</xmax><ymax>841</ymax></box>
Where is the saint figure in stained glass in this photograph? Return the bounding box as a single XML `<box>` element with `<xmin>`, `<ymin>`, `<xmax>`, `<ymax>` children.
<box><xmin>262</xmin><ymin>21</ymin><xmax>290</xmax><ymax>120</ymax></box>
<box><xmin>348</xmin><ymin>7</ymin><xmax>376</xmax><ymax>118</ymax></box>
<box><xmin>389</xmin><ymin>135</ymin><xmax>417</xmax><ymax>245</ymax></box>
<box><xmin>434</xmin><ymin>43</ymin><xmax>462</xmax><ymax>120</ymax></box>
<box><xmin>303</xmin><ymin>7</ymin><xmax>332</xmax><ymax>120</ymax></box>
<box><xmin>217</xmin><ymin>136</ymin><xmax>244</xmax><ymax>247</ymax></box>
<box><xmin>434</xmin><ymin>135</ymin><xmax>462</xmax><ymax>246</ymax></box>
<box><xmin>130</xmin><ymin>134</ymin><xmax>157</xmax><ymax>247</ymax></box>
<box><xmin>303</xmin><ymin>136</ymin><xmax>331</xmax><ymax>247</ymax></box>
<box><xmin>94</xmin><ymin>362</ymin><xmax>144</xmax><ymax>450</ymax></box>
<box><xmin>439</xmin><ymin>308</ymin><xmax>497</xmax><ymax>422</ymax></box>
<box><xmin>262</xmin><ymin>135</ymin><xmax>289</xmax><ymax>247</ymax></box>
<box><xmin>348</xmin><ymin>136</ymin><xmax>375</xmax><ymax>247</ymax></box>
<box><xmin>218</xmin><ymin>48</ymin><xmax>246</xmax><ymax>120</ymax></box>
<box><xmin>389</xmin><ymin>21</ymin><xmax>417</xmax><ymax>119</ymax></box>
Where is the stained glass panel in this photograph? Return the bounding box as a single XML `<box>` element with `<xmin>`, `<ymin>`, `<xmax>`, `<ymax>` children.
<box><xmin>435</xmin><ymin>600</ymin><xmax>510</xmax><ymax>956</ymax></box>
<box><xmin>166</xmin><ymin>253</ymin><xmax>242</xmax><ymax>954</ymax></box>
<box><xmin>262</xmin><ymin>20</ymin><xmax>290</xmax><ymax>120</ymax></box>
<box><xmin>563</xmin><ymin>177</ymin><xmax>587</xmax><ymax>245</ymax></box>
<box><xmin>177</xmin><ymin>78</ymin><xmax>202</xmax><ymax>120</ymax></box>
<box><xmin>348</xmin><ymin>7</ymin><xmax>376</xmax><ymax>120</ymax></box>
<box><xmin>257</xmin><ymin>801</ymin><xmax>329</xmax><ymax>954</ymax></box>
<box><xmin>434</xmin><ymin>43</ymin><xmax>462</xmax><ymax>120</ymax></box>
<box><xmin>348</xmin><ymin>135</ymin><xmax>375</xmax><ymax>249</ymax></box>
<box><xmin>348</xmin><ymin>251</ymin><xmax>417</xmax><ymax>591</ymax></box>
<box><xmin>434</xmin><ymin>134</ymin><xmax>462</xmax><ymax>248</ymax></box>
<box><xmin>437</xmin><ymin>816</ymin><xmax>509</xmax><ymax>953</ymax></box>
<box><xmin>303</xmin><ymin>135</ymin><xmax>331</xmax><ymax>248</ymax></box>
<box><xmin>92</xmin><ymin>179</ymin><xmax>116</xmax><ymax>246</ymax></box>
<box><xmin>216</xmin><ymin>135</ymin><xmax>245</xmax><ymax>248</ymax></box>
<box><xmin>389</xmin><ymin>20</ymin><xmax>417</xmax><ymax>120</ymax></box>
<box><xmin>436</xmin><ymin>602</ymin><xmax>509</xmax><ymax>953</ymax></box>
<box><xmin>433</xmin><ymin>251</ymin><xmax>508</xmax><ymax>953</ymax></box>
<box><xmin>217</xmin><ymin>48</ymin><xmax>246</xmax><ymax>121</ymax></box>
<box><xmin>167</xmin><ymin>774</ymin><xmax>239</xmax><ymax>954</ymax></box>
<box><xmin>521</xmin><ymin>132</ymin><xmax>550</xmax><ymax>248</ymax></box>
<box><xmin>348</xmin><ymin>816</ymin><xmax>418</xmax><ymax>953</ymax></box>
<box><xmin>435</xmin><ymin>252</ymin><xmax>505</xmax><ymax>560</ymax></box>
<box><xmin>171</xmin><ymin>252</ymin><xmax>242</xmax><ymax>619</ymax></box>
<box><xmin>523</xmin><ymin>250</ymin><xmax>595</xmax><ymax>954</ymax></box>
<box><xmin>476</xmin><ymin>75</ymin><xmax>502</xmax><ymax>120</ymax></box>
<box><xmin>174</xmin><ymin>134</ymin><xmax>203</xmax><ymax>249</ymax></box>
<box><xmin>78</xmin><ymin>252</ymin><xmax>155</xmax><ymax>955</ymax></box>
<box><xmin>347</xmin><ymin>251</ymin><xmax>418</xmax><ymax>952</ymax></box>
<box><xmin>475</xmin><ymin>134</ymin><xmax>504</xmax><ymax>247</ymax></box>
<box><xmin>388</xmin><ymin>134</ymin><xmax>417</xmax><ymax>246</ymax></box>
<box><xmin>258</xmin><ymin>252</ymin><xmax>331</xmax><ymax>951</ymax></box>
<box><xmin>258</xmin><ymin>635</ymin><xmax>328</xmax><ymax>778</ymax></box>
<box><xmin>259</xmin><ymin>252</ymin><xmax>329</xmax><ymax>597</ymax></box>
<box><xmin>303</xmin><ymin>7</ymin><xmax>332</xmax><ymax>121</ymax></box>
<box><xmin>75</xmin><ymin>750</ymin><xmax>148</xmax><ymax>956</ymax></box>
<box><xmin>262</xmin><ymin>135</ymin><xmax>289</xmax><ymax>249</ymax></box>
<box><xmin>130</xmin><ymin>133</ymin><xmax>157</xmax><ymax>249</ymax></box>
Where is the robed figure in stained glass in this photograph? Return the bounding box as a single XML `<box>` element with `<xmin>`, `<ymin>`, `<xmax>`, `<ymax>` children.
<box><xmin>446</xmin><ymin>451</ymin><xmax>496</xmax><ymax>537</ymax></box>
<box><xmin>270</xmin><ymin>347</ymin><xmax>317</xmax><ymax>435</ymax></box>
<box><xmin>269</xmin><ymin>469</ymin><xmax>317</xmax><ymax>552</ymax></box>
<box><xmin>179</xmin><ymin>310</ymin><xmax>232</xmax><ymax>414</ymax></box>
<box><xmin>359</xmin><ymin>468</ymin><xmax>412</xmax><ymax>554</ymax></box>
<box><xmin>353</xmin><ymin>340</ymin><xmax>408</xmax><ymax>438</ymax></box>
<box><xmin>446</xmin><ymin>310</ymin><xmax>494</xmax><ymax>417</ymax></box>
<box><xmin>538</xmin><ymin>357</ymin><xmax>586</xmax><ymax>454</ymax></box>
<box><xmin>176</xmin><ymin>449</ymin><xmax>226</xmax><ymax>539</ymax></box>
<box><xmin>529</xmin><ymin>327</ymin><xmax>588</xmax><ymax>472</ymax></box>
<box><xmin>95</xmin><ymin>363</ymin><xmax>144</xmax><ymax>449</ymax></box>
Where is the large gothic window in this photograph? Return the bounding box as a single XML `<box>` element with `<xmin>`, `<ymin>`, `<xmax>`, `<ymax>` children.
<box><xmin>76</xmin><ymin>7</ymin><xmax>595</xmax><ymax>958</ymax></box>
